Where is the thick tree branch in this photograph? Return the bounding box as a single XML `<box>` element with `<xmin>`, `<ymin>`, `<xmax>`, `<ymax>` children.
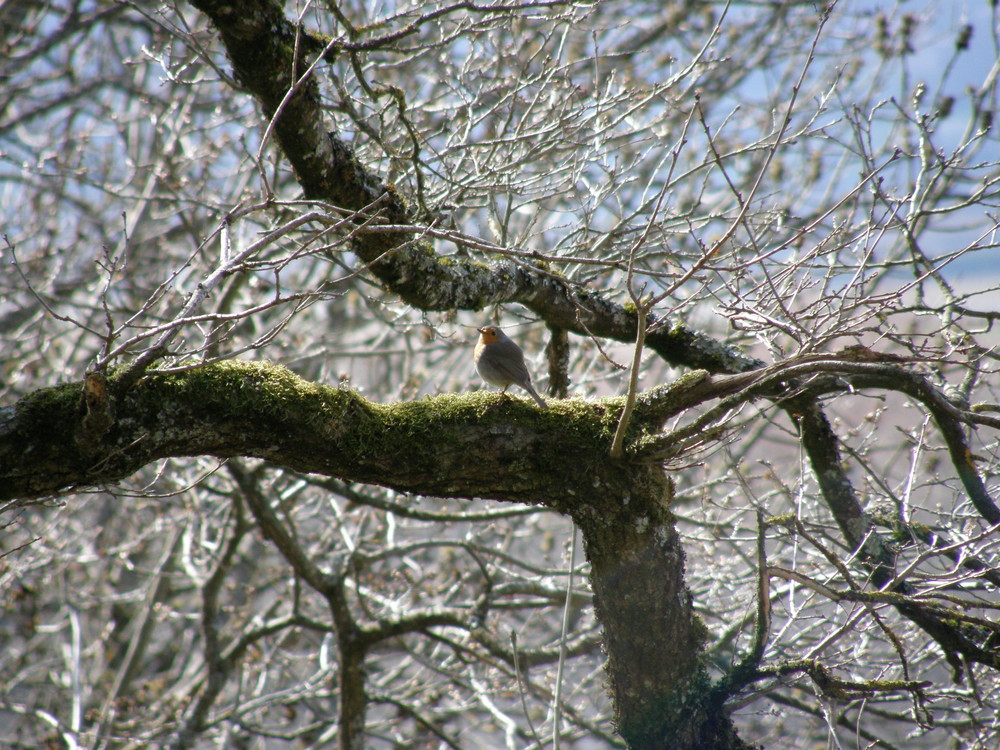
<box><xmin>0</xmin><ymin>360</ymin><xmax>609</xmax><ymax>506</ymax></box>
<box><xmin>1</xmin><ymin>359</ymin><xmax>752</xmax><ymax>747</ymax></box>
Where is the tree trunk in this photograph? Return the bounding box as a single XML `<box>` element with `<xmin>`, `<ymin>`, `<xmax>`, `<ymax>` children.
<box><xmin>578</xmin><ymin>469</ymin><xmax>755</xmax><ymax>749</ymax></box>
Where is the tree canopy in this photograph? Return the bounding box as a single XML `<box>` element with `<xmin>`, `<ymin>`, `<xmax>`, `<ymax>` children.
<box><xmin>2</xmin><ymin>1</ymin><xmax>999</xmax><ymax>749</ymax></box>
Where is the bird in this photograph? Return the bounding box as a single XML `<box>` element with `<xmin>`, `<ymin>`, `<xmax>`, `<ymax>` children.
<box><xmin>474</xmin><ymin>325</ymin><xmax>548</xmax><ymax>409</ymax></box>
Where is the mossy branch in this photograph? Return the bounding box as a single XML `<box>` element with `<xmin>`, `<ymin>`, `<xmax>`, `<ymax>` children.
<box><xmin>0</xmin><ymin>359</ymin><xmax>616</xmax><ymax>507</ymax></box>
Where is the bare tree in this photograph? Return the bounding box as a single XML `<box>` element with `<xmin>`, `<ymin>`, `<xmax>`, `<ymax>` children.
<box><xmin>2</xmin><ymin>1</ymin><xmax>999</xmax><ymax>749</ymax></box>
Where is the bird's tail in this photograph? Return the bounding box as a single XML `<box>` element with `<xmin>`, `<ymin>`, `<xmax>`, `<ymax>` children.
<box><xmin>524</xmin><ymin>383</ymin><xmax>548</xmax><ymax>409</ymax></box>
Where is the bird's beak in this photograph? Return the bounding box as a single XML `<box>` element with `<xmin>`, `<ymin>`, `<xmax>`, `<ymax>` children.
<box><xmin>476</xmin><ymin>327</ymin><xmax>486</xmax><ymax>334</ymax></box>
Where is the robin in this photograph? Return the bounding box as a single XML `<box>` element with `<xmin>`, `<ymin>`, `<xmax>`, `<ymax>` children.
<box><xmin>474</xmin><ymin>325</ymin><xmax>548</xmax><ymax>409</ymax></box>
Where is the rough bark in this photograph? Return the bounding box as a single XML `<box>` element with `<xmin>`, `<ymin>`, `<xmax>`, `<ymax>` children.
<box><xmin>579</xmin><ymin>470</ymin><xmax>755</xmax><ymax>749</ymax></box>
